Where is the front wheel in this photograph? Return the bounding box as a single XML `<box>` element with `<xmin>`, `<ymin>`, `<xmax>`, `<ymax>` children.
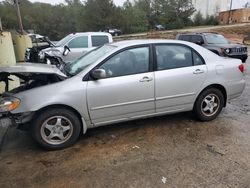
<box><xmin>193</xmin><ymin>88</ymin><xmax>224</xmax><ymax>121</ymax></box>
<box><xmin>32</xmin><ymin>108</ymin><xmax>81</xmax><ymax>150</ymax></box>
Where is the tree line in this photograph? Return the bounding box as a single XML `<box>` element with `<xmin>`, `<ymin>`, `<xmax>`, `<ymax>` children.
<box><xmin>0</xmin><ymin>0</ymin><xmax>219</xmax><ymax>40</ymax></box>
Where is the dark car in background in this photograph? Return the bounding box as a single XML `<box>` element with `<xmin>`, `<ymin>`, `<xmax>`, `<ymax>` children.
<box><xmin>176</xmin><ymin>32</ymin><xmax>248</xmax><ymax>63</ymax></box>
<box><xmin>154</xmin><ymin>24</ymin><xmax>165</xmax><ymax>31</ymax></box>
<box><xmin>102</xmin><ymin>28</ymin><xmax>122</xmax><ymax>36</ymax></box>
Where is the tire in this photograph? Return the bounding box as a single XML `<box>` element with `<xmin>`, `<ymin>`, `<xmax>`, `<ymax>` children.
<box><xmin>31</xmin><ymin>108</ymin><xmax>81</xmax><ymax>150</ymax></box>
<box><xmin>193</xmin><ymin>88</ymin><xmax>224</xmax><ymax>122</ymax></box>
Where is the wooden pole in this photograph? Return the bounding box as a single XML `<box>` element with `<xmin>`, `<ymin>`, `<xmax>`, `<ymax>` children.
<box><xmin>0</xmin><ymin>17</ymin><xmax>3</xmax><ymax>31</ymax></box>
<box><xmin>15</xmin><ymin>0</ymin><xmax>24</xmax><ymax>35</ymax></box>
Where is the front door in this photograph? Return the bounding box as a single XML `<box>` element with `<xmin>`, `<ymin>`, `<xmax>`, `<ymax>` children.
<box><xmin>87</xmin><ymin>46</ymin><xmax>155</xmax><ymax>125</ymax></box>
<box><xmin>64</xmin><ymin>35</ymin><xmax>89</xmax><ymax>62</ymax></box>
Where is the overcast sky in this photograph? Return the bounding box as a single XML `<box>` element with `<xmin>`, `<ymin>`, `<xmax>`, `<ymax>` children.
<box><xmin>19</xmin><ymin>0</ymin><xmax>126</xmax><ymax>6</ymax></box>
<box><xmin>0</xmin><ymin>0</ymin><xmax>249</xmax><ymax>8</ymax></box>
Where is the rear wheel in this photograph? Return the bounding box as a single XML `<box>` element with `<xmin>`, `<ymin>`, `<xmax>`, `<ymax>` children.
<box><xmin>32</xmin><ymin>108</ymin><xmax>81</xmax><ymax>150</ymax></box>
<box><xmin>193</xmin><ymin>88</ymin><xmax>224</xmax><ymax>121</ymax></box>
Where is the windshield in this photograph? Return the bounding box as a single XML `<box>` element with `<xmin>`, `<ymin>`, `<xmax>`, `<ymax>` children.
<box><xmin>64</xmin><ymin>45</ymin><xmax>117</xmax><ymax>76</ymax></box>
<box><xmin>56</xmin><ymin>34</ymin><xmax>74</xmax><ymax>47</ymax></box>
<box><xmin>205</xmin><ymin>34</ymin><xmax>229</xmax><ymax>44</ymax></box>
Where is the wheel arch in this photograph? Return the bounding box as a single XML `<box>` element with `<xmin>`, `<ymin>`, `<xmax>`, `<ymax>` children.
<box><xmin>197</xmin><ymin>84</ymin><xmax>227</xmax><ymax>107</ymax></box>
<box><xmin>33</xmin><ymin>104</ymin><xmax>87</xmax><ymax>134</ymax></box>
<box><xmin>209</xmin><ymin>49</ymin><xmax>220</xmax><ymax>55</ymax></box>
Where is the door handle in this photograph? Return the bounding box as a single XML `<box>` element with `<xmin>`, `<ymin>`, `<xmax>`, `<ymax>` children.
<box><xmin>193</xmin><ymin>69</ymin><xmax>205</xmax><ymax>74</ymax></box>
<box><xmin>139</xmin><ymin>76</ymin><xmax>153</xmax><ymax>82</ymax></box>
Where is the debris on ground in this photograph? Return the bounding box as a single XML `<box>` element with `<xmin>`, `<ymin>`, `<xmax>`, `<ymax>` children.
<box><xmin>206</xmin><ymin>144</ymin><xmax>225</xmax><ymax>156</ymax></box>
<box><xmin>132</xmin><ymin>145</ymin><xmax>140</xmax><ymax>149</ymax></box>
<box><xmin>162</xmin><ymin>176</ymin><xmax>167</xmax><ymax>184</ymax></box>
<box><xmin>111</xmin><ymin>134</ymin><xmax>117</xmax><ymax>139</ymax></box>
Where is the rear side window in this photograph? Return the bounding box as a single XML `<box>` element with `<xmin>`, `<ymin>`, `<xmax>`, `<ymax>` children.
<box><xmin>156</xmin><ymin>45</ymin><xmax>193</xmax><ymax>70</ymax></box>
<box><xmin>179</xmin><ymin>35</ymin><xmax>191</xmax><ymax>42</ymax></box>
<box><xmin>91</xmin><ymin>36</ymin><xmax>109</xmax><ymax>47</ymax></box>
<box><xmin>193</xmin><ymin>51</ymin><xmax>204</xmax><ymax>66</ymax></box>
<box><xmin>156</xmin><ymin>44</ymin><xmax>205</xmax><ymax>70</ymax></box>
<box><xmin>191</xmin><ymin>35</ymin><xmax>204</xmax><ymax>43</ymax></box>
<box><xmin>68</xmin><ymin>36</ymin><xmax>88</xmax><ymax>48</ymax></box>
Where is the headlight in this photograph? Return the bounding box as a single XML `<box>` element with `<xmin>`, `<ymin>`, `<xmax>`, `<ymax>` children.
<box><xmin>224</xmin><ymin>48</ymin><xmax>230</xmax><ymax>54</ymax></box>
<box><xmin>0</xmin><ymin>97</ymin><xmax>20</xmax><ymax>113</ymax></box>
<box><xmin>38</xmin><ymin>51</ymin><xmax>45</xmax><ymax>60</ymax></box>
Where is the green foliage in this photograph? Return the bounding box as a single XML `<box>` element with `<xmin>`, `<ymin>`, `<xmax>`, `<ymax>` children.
<box><xmin>193</xmin><ymin>11</ymin><xmax>219</xmax><ymax>26</ymax></box>
<box><xmin>0</xmin><ymin>0</ymin><xmax>197</xmax><ymax>40</ymax></box>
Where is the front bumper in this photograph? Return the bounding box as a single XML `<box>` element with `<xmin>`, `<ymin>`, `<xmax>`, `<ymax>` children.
<box><xmin>0</xmin><ymin>116</ymin><xmax>14</xmax><ymax>128</ymax></box>
<box><xmin>0</xmin><ymin>112</ymin><xmax>34</xmax><ymax>129</ymax></box>
<box><xmin>226</xmin><ymin>54</ymin><xmax>248</xmax><ymax>62</ymax></box>
<box><xmin>226</xmin><ymin>79</ymin><xmax>246</xmax><ymax>101</ymax></box>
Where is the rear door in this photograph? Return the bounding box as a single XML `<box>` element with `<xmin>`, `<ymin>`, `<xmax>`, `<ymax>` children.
<box><xmin>154</xmin><ymin>44</ymin><xmax>208</xmax><ymax>113</ymax></box>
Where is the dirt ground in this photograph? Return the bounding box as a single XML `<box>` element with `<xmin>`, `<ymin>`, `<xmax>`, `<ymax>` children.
<box><xmin>0</xmin><ymin>57</ymin><xmax>250</xmax><ymax>188</ymax></box>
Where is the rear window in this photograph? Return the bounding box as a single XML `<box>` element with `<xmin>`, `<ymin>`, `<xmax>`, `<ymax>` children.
<box><xmin>91</xmin><ymin>36</ymin><xmax>109</xmax><ymax>47</ymax></box>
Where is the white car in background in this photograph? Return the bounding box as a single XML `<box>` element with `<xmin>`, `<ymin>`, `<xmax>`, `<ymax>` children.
<box><xmin>38</xmin><ymin>32</ymin><xmax>113</xmax><ymax>64</ymax></box>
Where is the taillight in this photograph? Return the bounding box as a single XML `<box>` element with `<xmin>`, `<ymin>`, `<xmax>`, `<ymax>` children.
<box><xmin>238</xmin><ymin>64</ymin><xmax>244</xmax><ymax>73</ymax></box>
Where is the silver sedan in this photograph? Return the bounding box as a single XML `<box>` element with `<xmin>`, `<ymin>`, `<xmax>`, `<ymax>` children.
<box><xmin>0</xmin><ymin>40</ymin><xmax>245</xmax><ymax>150</ymax></box>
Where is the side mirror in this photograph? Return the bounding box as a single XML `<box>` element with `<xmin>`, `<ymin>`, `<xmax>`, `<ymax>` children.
<box><xmin>90</xmin><ymin>69</ymin><xmax>106</xmax><ymax>80</ymax></box>
<box><xmin>63</xmin><ymin>45</ymin><xmax>70</xmax><ymax>56</ymax></box>
<box><xmin>196</xmin><ymin>41</ymin><xmax>204</xmax><ymax>45</ymax></box>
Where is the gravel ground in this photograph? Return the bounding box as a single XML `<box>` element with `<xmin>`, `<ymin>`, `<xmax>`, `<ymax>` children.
<box><xmin>0</xmin><ymin>57</ymin><xmax>249</xmax><ymax>188</ymax></box>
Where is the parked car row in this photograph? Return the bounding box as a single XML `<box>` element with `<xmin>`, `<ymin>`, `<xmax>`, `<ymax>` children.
<box><xmin>25</xmin><ymin>32</ymin><xmax>248</xmax><ymax>68</ymax></box>
<box><xmin>0</xmin><ymin>39</ymin><xmax>246</xmax><ymax>150</ymax></box>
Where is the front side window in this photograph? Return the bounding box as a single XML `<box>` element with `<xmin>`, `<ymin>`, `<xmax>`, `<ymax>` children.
<box><xmin>91</xmin><ymin>36</ymin><xmax>109</xmax><ymax>47</ymax></box>
<box><xmin>156</xmin><ymin>45</ymin><xmax>193</xmax><ymax>70</ymax></box>
<box><xmin>99</xmin><ymin>47</ymin><xmax>149</xmax><ymax>78</ymax></box>
<box><xmin>68</xmin><ymin>36</ymin><xmax>88</xmax><ymax>48</ymax></box>
<box><xmin>56</xmin><ymin>34</ymin><xmax>74</xmax><ymax>47</ymax></box>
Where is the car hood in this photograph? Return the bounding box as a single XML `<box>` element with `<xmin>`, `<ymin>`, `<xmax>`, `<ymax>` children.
<box><xmin>42</xmin><ymin>46</ymin><xmax>64</xmax><ymax>53</ymax></box>
<box><xmin>0</xmin><ymin>63</ymin><xmax>67</xmax><ymax>78</ymax></box>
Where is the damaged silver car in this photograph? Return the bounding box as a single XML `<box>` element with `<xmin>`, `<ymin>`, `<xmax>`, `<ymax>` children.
<box><xmin>0</xmin><ymin>40</ymin><xmax>246</xmax><ymax>150</ymax></box>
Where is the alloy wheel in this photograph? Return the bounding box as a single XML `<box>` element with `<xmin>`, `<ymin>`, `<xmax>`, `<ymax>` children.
<box><xmin>201</xmin><ymin>94</ymin><xmax>220</xmax><ymax>117</ymax></box>
<box><xmin>40</xmin><ymin>116</ymin><xmax>73</xmax><ymax>145</ymax></box>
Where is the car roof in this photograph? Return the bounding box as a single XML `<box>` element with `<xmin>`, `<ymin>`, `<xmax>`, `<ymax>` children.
<box><xmin>69</xmin><ymin>32</ymin><xmax>111</xmax><ymax>36</ymax></box>
<box><xmin>179</xmin><ymin>32</ymin><xmax>220</xmax><ymax>36</ymax></box>
<box><xmin>110</xmin><ymin>39</ymin><xmax>195</xmax><ymax>48</ymax></box>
